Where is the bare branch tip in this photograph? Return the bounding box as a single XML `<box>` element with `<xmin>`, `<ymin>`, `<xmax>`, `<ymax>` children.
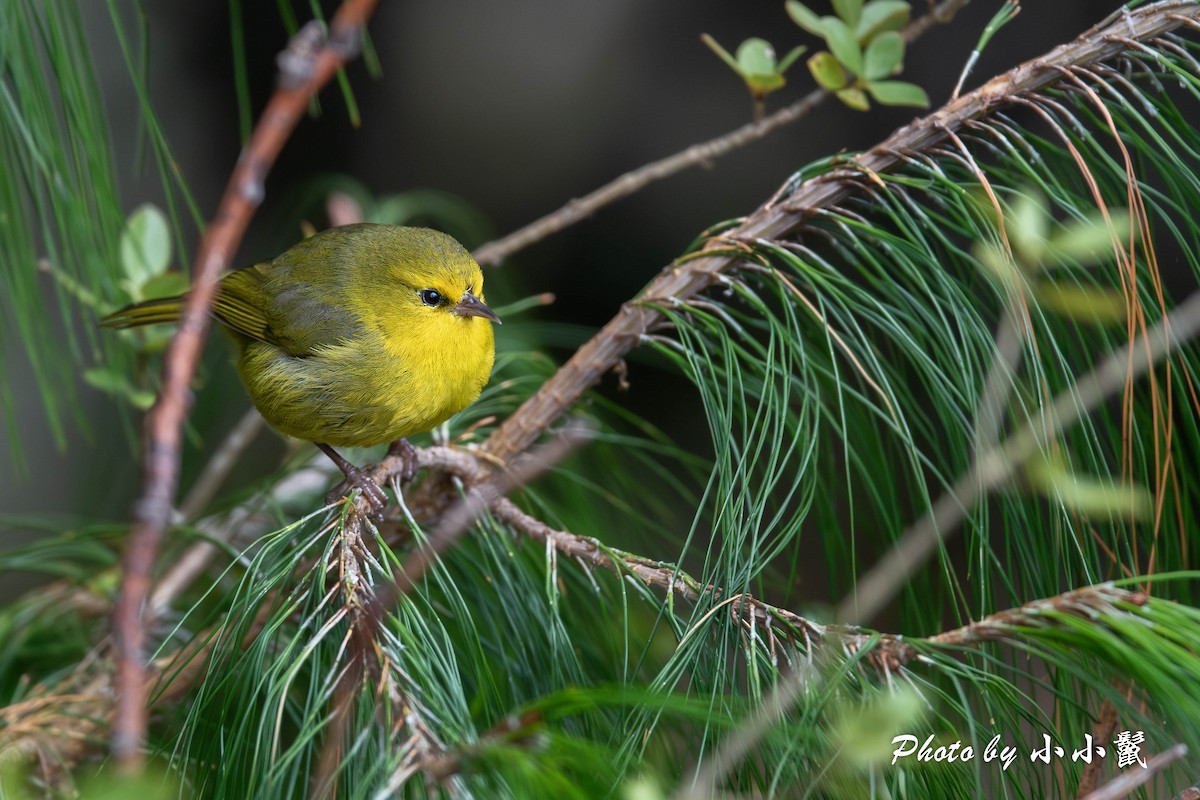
<box><xmin>276</xmin><ymin>20</ymin><xmax>326</xmax><ymax>89</ymax></box>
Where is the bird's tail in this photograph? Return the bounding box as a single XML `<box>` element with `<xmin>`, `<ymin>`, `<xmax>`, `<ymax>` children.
<box><xmin>99</xmin><ymin>296</ymin><xmax>184</xmax><ymax>329</ymax></box>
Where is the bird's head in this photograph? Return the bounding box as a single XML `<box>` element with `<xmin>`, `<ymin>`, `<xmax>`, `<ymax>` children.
<box><xmin>341</xmin><ymin>224</ymin><xmax>501</xmax><ymax>330</ymax></box>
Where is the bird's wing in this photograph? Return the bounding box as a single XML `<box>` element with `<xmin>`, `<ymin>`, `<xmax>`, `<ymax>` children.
<box><xmin>212</xmin><ymin>265</ymin><xmax>283</xmax><ymax>347</ymax></box>
<box><xmin>213</xmin><ymin>260</ymin><xmax>364</xmax><ymax>356</ymax></box>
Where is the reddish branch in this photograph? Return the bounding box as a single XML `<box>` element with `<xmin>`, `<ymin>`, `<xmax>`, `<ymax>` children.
<box><xmin>110</xmin><ymin>0</ymin><xmax>380</xmax><ymax>770</ymax></box>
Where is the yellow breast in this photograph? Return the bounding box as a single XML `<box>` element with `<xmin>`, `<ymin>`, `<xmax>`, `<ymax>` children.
<box><xmin>237</xmin><ymin>312</ymin><xmax>494</xmax><ymax>448</ymax></box>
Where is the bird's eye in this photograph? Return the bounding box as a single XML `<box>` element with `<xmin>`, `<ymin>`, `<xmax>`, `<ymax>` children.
<box><xmin>419</xmin><ymin>289</ymin><xmax>442</xmax><ymax>306</ymax></box>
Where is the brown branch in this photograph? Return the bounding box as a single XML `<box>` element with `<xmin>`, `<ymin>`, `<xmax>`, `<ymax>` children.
<box><xmin>109</xmin><ymin>0</ymin><xmax>380</xmax><ymax>771</ymax></box>
<box><xmin>470</xmin><ymin>0</ymin><xmax>974</xmax><ymax>267</ymax></box>
<box><xmin>1079</xmin><ymin>698</ymin><xmax>1124</xmax><ymax>797</ymax></box>
<box><xmin>489</xmin><ymin>498</ymin><xmax>1154</xmax><ymax>675</ymax></box>
<box><xmin>1081</xmin><ymin>743</ymin><xmax>1188</xmax><ymax>800</ymax></box>
<box><xmin>481</xmin><ymin>1</ymin><xmax>1200</xmax><ymax>465</ymax></box>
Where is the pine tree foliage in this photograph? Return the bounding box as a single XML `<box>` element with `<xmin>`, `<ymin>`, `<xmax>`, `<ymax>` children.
<box><xmin>2</xmin><ymin>2</ymin><xmax>1200</xmax><ymax>798</ymax></box>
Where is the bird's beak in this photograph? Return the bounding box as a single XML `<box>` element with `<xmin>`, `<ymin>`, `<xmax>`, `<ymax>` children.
<box><xmin>453</xmin><ymin>291</ymin><xmax>501</xmax><ymax>324</ymax></box>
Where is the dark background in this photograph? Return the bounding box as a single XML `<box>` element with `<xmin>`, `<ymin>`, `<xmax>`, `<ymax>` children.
<box><xmin>1</xmin><ymin>1</ymin><xmax>1115</xmax><ymax>520</ymax></box>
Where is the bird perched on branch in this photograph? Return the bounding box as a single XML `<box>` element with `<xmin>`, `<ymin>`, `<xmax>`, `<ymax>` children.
<box><xmin>102</xmin><ymin>223</ymin><xmax>500</xmax><ymax>514</ymax></box>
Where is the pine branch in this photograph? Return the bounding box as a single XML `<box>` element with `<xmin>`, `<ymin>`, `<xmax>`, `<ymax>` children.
<box><xmin>310</xmin><ymin>425</ymin><xmax>590</xmax><ymax>796</ymax></box>
<box><xmin>480</xmin><ymin>1</ymin><xmax>1200</xmax><ymax>467</ymax></box>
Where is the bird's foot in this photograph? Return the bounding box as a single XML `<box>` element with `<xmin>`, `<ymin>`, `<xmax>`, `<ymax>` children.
<box><xmin>326</xmin><ymin>465</ymin><xmax>388</xmax><ymax>519</ymax></box>
<box><xmin>317</xmin><ymin>442</ymin><xmax>388</xmax><ymax>520</ymax></box>
<box><xmin>385</xmin><ymin>437</ymin><xmax>420</xmax><ymax>484</ymax></box>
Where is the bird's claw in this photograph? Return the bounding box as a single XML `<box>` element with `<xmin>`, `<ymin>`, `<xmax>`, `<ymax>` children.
<box><xmin>385</xmin><ymin>437</ymin><xmax>420</xmax><ymax>484</ymax></box>
<box><xmin>327</xmin><ymin>466</ymin><xmax>388</xmax><ymax>520</ymax></box>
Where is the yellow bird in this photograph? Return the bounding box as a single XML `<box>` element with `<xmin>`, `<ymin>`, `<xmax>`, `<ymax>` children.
<box><xmin>102</xmin><ymin>223</ymin><xmax>500</xmax><ymax>511</ymax></box>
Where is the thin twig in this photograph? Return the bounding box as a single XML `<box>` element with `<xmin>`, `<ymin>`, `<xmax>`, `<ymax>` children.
<box><xmin>673</xmin><ymin>662</ymin><xmax>815</xmax><ymax>800</ymax></box>
<box><xmin>148</xmin><ymin>455</ymin><xmax>334</xmax><ymax>614</ymax></box>
<box><xmin>470</xmin><ymin>0</ymin><xmax>974</xmax><ymax>267</ymax></box>
<box><xmin>471</xmin><ymin>88</ymin><xmax>826</xmax><ymax>267</ymax></box>
<box><xmin>490</xmin><ymin>497</ymin><xmax>828</xmax><ymax>646</ymax></box>
<box><xmin>1081</xmin><ymin>743</ymin><xmax>1188</xmax><ymax>800</ymax></box>
<box><xmin>110</xmin><ymin>0</ymin><xmax>380</xmax><ymax>770</ymax></box>
<box><xmin>972</xmin><ymin>282</ymin><xmax>1027</xmax><ymax>456</ymax></box>
<box><xmin>490</xmin><ymin>500</ymin><xmax>1154</xmax><ymax>673</ymax></box>
<box><xmin>179</xmin><ymin>407</ymin><xmax>266</xmax><ymax>519</ymax></box>
<box><xmin>839</xmin><ymin>288</ymin><xmax>1200</xmax><ymax>624</ymax></box>
<box><xmin>481</xmin><ymin>2</ymin><xmax>1200</xmax><ymax>466</ymax></box>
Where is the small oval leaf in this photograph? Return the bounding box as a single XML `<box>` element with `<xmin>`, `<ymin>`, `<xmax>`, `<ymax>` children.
<box><xmin>1026</xmin><ymin>455</ymin><xmax>1152</xmax><ymax>521</ymax></box>
<box><xmin>736</xmin><ymin>38</ymin><xmax>779</xmax><ymax>75</ymax></box>
<box><xmin>1033</xmin><ymin>282</ymin><xmax>1128</xmax><ymax>325</ymax></box>
<box><xmin>863</xmin><ymin>31</ymin><xmax>904</xmax><ymax>81</ymax></box>
<box><xmin>83</xmin><ymin>366</ymin><xmax>129</xmax><ymax>394</ymax></box>
<box><xmin>857</xmin><ymin>0</ymin><xmax>911</xmax><ymax>41</ymax></box>
<box><xmin>1048</xmin><ymin>209</ymin><xmax>1133</xmax><ymax>266</ymax></box>
<box><xmin>1009</xmin><ymin>190</ymin><xmax>1050</xmax><ymax>266</ymax></box>
<box><xmin>832</xmin><ymin>0</ymin><xmax>864</xmax><ymax>27</ymax></box>
<box><xmin>808</xmin><ymin>51</ymin><xmax>849</xmax><ymax>90</ymax></box>
<box><xmin>746</xmin><ymin>73</ymin><xmax>787</xmax><ymax>95</ymax></box>
<box><xmin>836</xmin><ymin>86</ymin><xmax>871</xmax><ymax>111</ymax></box>
<box><xmin>140</xmin><ymin>271</ymin><xmax>191</xmax><ymax>301</ymax></box>
<box><xmin>823</xmin><ymin>18</ymin><xmax>864</xmax><ymax>74</ymax></box>
<box><xmin>120</xmin><ymin>204</ymin><xmax>171</xmax><ymax>295</ymax></box>
<box><xmin>865</xmin><ymin>79</ymin><xmax>928</xmax><ymax>107</ymax></box>
<box><xmin>786</xmin><ymin>1</ymin><xmax>827</xmax><ymax>36</ymax></box>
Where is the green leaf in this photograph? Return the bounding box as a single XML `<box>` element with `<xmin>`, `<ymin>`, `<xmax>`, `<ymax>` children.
<box><xmin>119</xmin><ymin>204</ymin><xmax>171</xmax><ymax>299</ymax></box>
<box><xmin>777</xmin><ymin>45</ymin><xmax>809</xmax><ymax>74</ymax></box>
<box><xmin>128</xmin><ymin>388</ymin><xmax>157</xmax><ymax>410</ymax></box>
<box><xmin>832</xmin><ymin>0</ymin><xmax>864</xmax><ymax>27</ymax></box>
<box><xmin>973</xmin><ymin>241</ymin><xmax>1021</xmax><ymax>289</ymax></box>
<box><xmin>139</xmin><ymin>271</ymin><xmax>190</xmax><ymax>301</ymax></box>
<box><xmin>701</xmin><ymin>33</ymin><xmax>742</xmax><ymax>74</ymax></box>
<box><xmin>1026</xmin><ymin>455</ymin><xmax>1152</xmax><ymax>521</ymax></box>
<box><xmin>83</xmin><ymin>366</ymin><xmax>156</xmax><ymax>410</ymax></box>
<box><xmin>836</xmin><ymin>86</ymin><xmax>870</xmax><ymax>111</ymax></box>
<box><xmin>736</xmin><ymin>38</ymin><xmax>779</xmax><ymax>76</ymax></box>
<box><xmin>834</xmin><ymin>687</ymin><xmax>925</xmax><ymax>768</ymax></box>
<box><xmin>83</xmin><ymin>366</ymin><xmax>130</xmax><ymax>395</ymax></box>
<box><xmin>785</xmin><ymin>1</ymin><xmax>827</xmax><ymax>37</ymax></box>
<box><xmin>864</xmin><ymin>79</ymin><xmax>928</xmax><ymax>107</ymax></box>
<box><xmin>1048</xmin><ymin>209</ymin><xmax>1133</xmax><ymax>266</ymax></box>
<box><xmin>823</xmin><ymin>18</ymin><xmax>864</xmax><ymax>75</ymax></box>
<box><xmin>746</xmin><ymin>73</ymin><xmax>787</xmax><ymax>95</ymax></box>
<box><xmin>1008</xmin><ymin>190</ymin><xmax>1050</xmax><ymax>266</ymax></box>
<box><xmin>1032</xmin><ymin>282</ymin><xmax>1128</xmax><ymax>325</ymax></box>
<box><xmin>808</xmin><ymin>51</ymin><xmax>849</xmax><ymax>91</ymax></box>
<box><xmin>862</xmin><ymin>31</ymin><xmax>904</xmax><ymax>81</ymax></box>
<box><xmin>857</xmin><ymin>0</ymin><xmax>911</xmax><ymax>42</ymax></box>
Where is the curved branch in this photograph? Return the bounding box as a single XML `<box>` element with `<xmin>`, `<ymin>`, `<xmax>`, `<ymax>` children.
<box><xmin>110</xmin><ymin>0</ymin><xmax>380</xmax><ymax>770</ymax></box>
<box><xmin>482</xmin><ymin>1</ymin><xmax>1200</xmax><ymax>464</ymax></box>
